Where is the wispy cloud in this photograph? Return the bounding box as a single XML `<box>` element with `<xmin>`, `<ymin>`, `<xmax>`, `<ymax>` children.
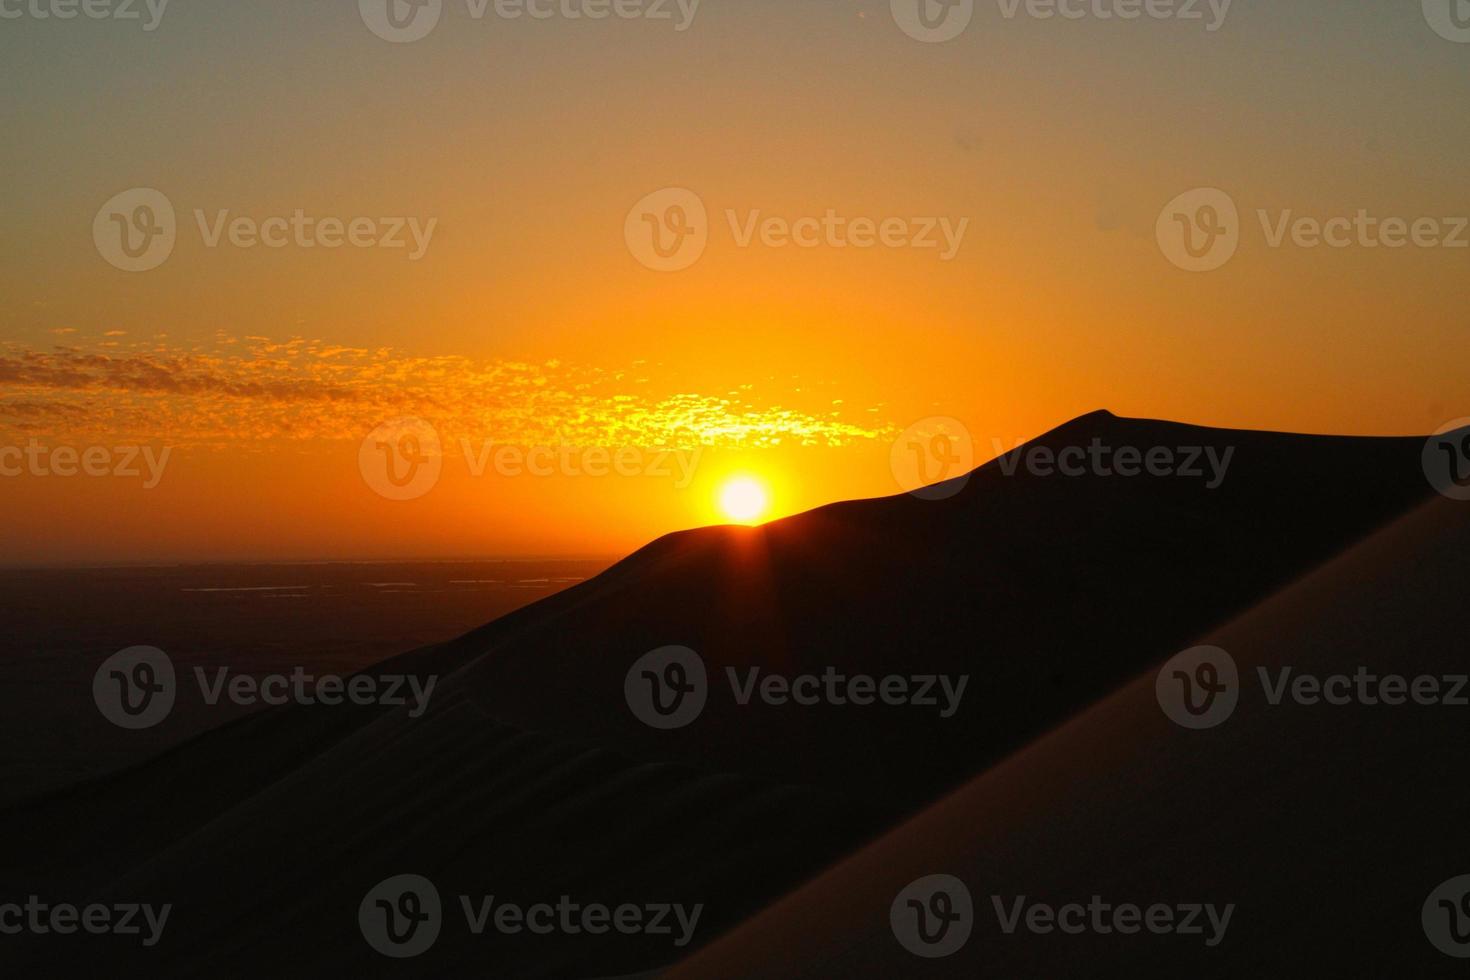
<box><xmin>0</xmin><ymin>334</ymin><xmax>895</xmax><ymax>451</ymax></box>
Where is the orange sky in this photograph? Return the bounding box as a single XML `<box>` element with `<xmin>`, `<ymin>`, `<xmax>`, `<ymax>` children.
<box><xmin>2</xmin><ymin>1</ymin><xmax>1467</xmax><ymax>562</ymax></box>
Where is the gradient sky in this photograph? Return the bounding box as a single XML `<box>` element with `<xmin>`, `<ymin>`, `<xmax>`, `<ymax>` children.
<box><xmin>2</xmin><ymin>0</ymin><xmax>1468</xmax><ymax>562</ymax></box>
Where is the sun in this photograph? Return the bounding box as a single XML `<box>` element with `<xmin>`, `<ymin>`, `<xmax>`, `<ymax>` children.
<box><xmin>718</xmin><ymin>476</ymin><xmax>771</xmax><ymax>525</ymax></box>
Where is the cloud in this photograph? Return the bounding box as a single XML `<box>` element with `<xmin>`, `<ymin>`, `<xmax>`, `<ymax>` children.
<box><xmin>0</xmin><ymin>336</ymin><xmax>895</xmax><ymax>451</ymax></box>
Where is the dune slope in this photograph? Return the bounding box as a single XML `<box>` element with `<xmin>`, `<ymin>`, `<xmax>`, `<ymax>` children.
<box><xmin>0</xmin><ymin>412</ymin><xmax>1442</xmax><ymax>975</ymax></box>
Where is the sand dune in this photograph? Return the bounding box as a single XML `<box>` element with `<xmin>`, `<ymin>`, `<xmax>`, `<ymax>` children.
<box><xmin>668</xmin><ymin>495</ymin><xmax>1470</xmax><ymax>976</ymax></box>
<box><xmin>0</xmin><ymin>412</ymin><xmax>1446</xmax><ymax>976</ymax></box>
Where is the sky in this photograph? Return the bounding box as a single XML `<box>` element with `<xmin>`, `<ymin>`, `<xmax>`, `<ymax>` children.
<box><xmin>1</xmin><ymin>0</ymin><xmax>1468</xmax><ymax>562</ymax></box>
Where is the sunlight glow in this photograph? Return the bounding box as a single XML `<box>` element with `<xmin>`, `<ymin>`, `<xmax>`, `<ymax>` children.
<box><xmin>718</xmin><ymin>476</ymin><xmax>770</xmax><ymax>525</ymax></box>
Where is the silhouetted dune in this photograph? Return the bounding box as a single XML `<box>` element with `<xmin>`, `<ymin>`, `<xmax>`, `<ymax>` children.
<box><xmin>441</xmin><ymin>411</ymin><xmax>1434</xmax><ymax>804</ymax></box>
<box><xmin>667</xmin><ymin>495</ymin><xmax>1470</xmax><ymax>977</ymax></box>
<box><xmin>0</xmin><ymin>412</ymin><xmax>1445</xmax><ymax>976</ymax></box>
